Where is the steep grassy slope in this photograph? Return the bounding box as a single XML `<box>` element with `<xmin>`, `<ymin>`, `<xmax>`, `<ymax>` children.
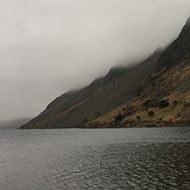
<box><xmin>86</xmin><ymin>58</ymin><xmax>190</xmax><ymax>128</ymax></box>
<box><xmin>21</xmin><ymin>17</ymin><xmax>190</xmax><ymax>129</ymax></box>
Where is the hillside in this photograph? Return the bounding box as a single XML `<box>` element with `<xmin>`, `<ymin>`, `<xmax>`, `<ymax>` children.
<box><xmin>21</xmin><ymin>17</ymin><xmax>190</xmax><ymax>129</ymax></box>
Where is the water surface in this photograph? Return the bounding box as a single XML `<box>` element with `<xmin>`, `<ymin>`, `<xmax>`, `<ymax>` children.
<box><xmin>0</xmin><ymin>127</ymin><xmax>190</xmax><ymax>190</ymax></box>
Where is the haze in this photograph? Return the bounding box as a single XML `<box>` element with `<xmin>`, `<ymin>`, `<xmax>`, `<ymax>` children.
<box><xmin>1</xmin><ymin>0</ymin><xmax>190</xmax><ymax>120</ymax></box>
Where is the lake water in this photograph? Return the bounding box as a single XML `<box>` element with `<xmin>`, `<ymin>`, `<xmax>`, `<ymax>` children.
<box><xmin>0</xmin><ymin>127</ymin><xmax>190</xmax><ymax>190</ymax></box>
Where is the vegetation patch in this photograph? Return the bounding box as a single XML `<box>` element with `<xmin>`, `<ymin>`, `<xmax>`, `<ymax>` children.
<box><xmin>115</xmin><ymin>113</ymin><xmax>124</xmax><ymax>122</ymax></box>
<box><xmin>159</xmin><ymin>100</ymin><xmax>169</xmax><ymax>108</ymax></box>
<box><xmin>143</xmin><ymin>100</ymin><xmax>151</xmax><ymax>107</ymax></box>
<box><xmin>148</xmin><ymin>111</ymin><xmax>155</xmax><ymax>117</ymax></box>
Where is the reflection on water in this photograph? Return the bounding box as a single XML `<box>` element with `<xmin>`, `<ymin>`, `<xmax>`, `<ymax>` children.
<box><xmin>0</xmin><ymin>127</ymin><xmax>190</xmax><ymax>190</ymax></box>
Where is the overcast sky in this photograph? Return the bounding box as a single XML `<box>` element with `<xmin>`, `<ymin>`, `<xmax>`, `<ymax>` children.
<box><xmin>1</xmin><ymin>0</ymin><xmax>190</xmax><ymax>120</ymax></box>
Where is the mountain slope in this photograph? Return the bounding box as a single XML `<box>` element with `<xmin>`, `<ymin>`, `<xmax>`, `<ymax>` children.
<box><xmin>21</xmin><ymin>17</ymin><xmax>190</xmax><ymax>129</ymax></box>
<box><xmin>157</xmin><ymin>17</ymin><xmax>190</xmax><ymax>72</ymax></box>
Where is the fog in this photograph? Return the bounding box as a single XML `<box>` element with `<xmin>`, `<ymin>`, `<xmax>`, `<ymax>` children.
<box><xmin>1</xmin><ymin>0</ymin><xmax>190</xmax><ymax>120</ymax></box>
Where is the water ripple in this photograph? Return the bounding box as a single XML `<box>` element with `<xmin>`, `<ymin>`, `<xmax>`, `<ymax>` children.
<box><xmin>0</xmin><ymin>127</ymin><xmax>190</xmax><ymax>189</ymax></box>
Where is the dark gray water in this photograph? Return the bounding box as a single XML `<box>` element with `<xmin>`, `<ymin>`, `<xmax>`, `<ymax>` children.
<box><xmin>0</xmin><ymin>127</ymin><xmax>190</xmax><ymax>190</ymax></box>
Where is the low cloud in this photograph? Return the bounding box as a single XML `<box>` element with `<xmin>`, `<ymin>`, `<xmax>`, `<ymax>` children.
<box><xmin>0</xmin><ymin>0</ymin><xmax>190</xmax><ymax>119</ymax></box>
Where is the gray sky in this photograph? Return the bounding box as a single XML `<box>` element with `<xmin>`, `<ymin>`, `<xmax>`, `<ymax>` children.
<box><xmin>1</xmin><ymin>0</ymin><xmax>190</xmax><ymax>120</ymax></box>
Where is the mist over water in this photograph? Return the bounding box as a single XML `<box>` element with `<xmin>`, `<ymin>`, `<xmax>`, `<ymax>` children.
<box><xmin>1</xmin><ymin>127</ymin><xmax>190</xmax><ymax>190</ymax></box>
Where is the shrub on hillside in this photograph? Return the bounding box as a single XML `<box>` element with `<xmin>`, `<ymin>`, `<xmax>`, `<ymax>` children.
<box><xmin>159</xmin><ymin>100</ymin><xmax>169</xmax><ymax>108</ymax></box>
<box><xmin>148</xmin><ymin>111</ymin><xmax>154</xmax><ymax>117</ymax></box>
<box><xmin>115</xmin><ymin>113</ymin><xmax>124</xmax><ymax>122</ymax></box>
<box><xmin>173</xmin><ymin>100</ymin><xmax>178</xmax><ymax>105</ymax></box>
<box><xmin>143</xmin><ymin>100</ymin><xmax>151</xmax><ymax>107</ymax></box>
<box><xmin>136</xmin><ymin>115</ymin><xmax>141</xmax><ymax>120</ymax></box>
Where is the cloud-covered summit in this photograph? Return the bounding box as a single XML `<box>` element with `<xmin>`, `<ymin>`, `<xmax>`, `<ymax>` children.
<box><xmin>1</xmin><ymin>0</ymin><xmax>190</xmax><ymax>120</ymax></box>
